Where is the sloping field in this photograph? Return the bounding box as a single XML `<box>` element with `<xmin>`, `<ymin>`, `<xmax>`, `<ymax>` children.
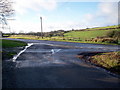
<box><xmin>83</xmin><ymin>25</ymin><xmax>119</xmax><ymax>31</ymax></box>
<box><xmin>64</xmin><ymin>25</ymin><xmax>120</xmax><ymax>40</ymax></box>
<box><xmin>64</xmin><ymin>30</ymin><xmax>109</xmax><ymax>40</ymax></box>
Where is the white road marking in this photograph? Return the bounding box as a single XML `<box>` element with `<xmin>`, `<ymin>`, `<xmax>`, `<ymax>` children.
<box><xmin>51</xmin><ymin>49</ymin><xmax>61</xmax><ymax>54</ymax></box>
<box><xmin>12</xmin><ymin>43</ymin><xmax>33</xmax><ymax>62</ymax></box>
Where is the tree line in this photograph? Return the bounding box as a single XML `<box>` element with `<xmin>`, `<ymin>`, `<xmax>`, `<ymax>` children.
<box><xmin>2</xmin><ymin>30</ymin><xmax>70</xmax><ymax>38</ymax></box>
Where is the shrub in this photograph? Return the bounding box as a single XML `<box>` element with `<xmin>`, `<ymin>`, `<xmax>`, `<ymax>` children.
<box><xmin>113</xmin><ymin>31</ymin><xmax>120</xmax><ymax>40</ymax></box>
<box><xmin>106</xmin><ymin>30</ymin><xmax>120</xmax><ymax>44</ymax></box>
<box><xmin>107</xmin><ymin>30</ymin><xmax>115</xmax><ymax>37</ymax></box>
<box><xmin>107</xmin><ymin>30</ymin><xmax>120</xmax><ymax>40</ymax></box>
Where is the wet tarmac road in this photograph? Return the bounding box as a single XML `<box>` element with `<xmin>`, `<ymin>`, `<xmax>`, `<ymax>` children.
<box><xmin>2</xmin><ymin>39</ymin><xmax>120</xmax><ymax>88</ymax></box>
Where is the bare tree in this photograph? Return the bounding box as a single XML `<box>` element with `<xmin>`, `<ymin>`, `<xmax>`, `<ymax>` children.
<box><xmin>0</xmin><ymin>0</ymin><xmax>15</xmax><ymax>25</ymax></box>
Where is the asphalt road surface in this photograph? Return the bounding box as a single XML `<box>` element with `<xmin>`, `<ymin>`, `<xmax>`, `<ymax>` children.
<box><xmin>2</xmin><ymin>38</ymin><xmax>120</xmax><ymax>88</ymax></box>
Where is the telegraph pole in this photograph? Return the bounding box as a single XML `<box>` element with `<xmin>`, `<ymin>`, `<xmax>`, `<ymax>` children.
<box><xmin>40</xmin><ymin>17</ymin><xmax>43</xmax><ymax>39</ymax></box>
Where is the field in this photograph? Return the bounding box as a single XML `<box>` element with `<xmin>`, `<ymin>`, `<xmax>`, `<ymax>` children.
<box><xmin>84</xmin><ymin>25</ymin><xmax>119</xmax><ymax>31</ymax></box>
<box><xmin>64</xmin><ymin>30</ymin><xmax>109</xmax><ymax>40</ymax></box>
<box><xmin>64</xmin><ymin>25</ymin><xmax>119</xmax><ymax>40</ymax></box>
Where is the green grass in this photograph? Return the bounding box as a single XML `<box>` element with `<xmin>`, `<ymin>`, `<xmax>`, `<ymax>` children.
<box><xmin>64</xmin><ymin>30</ymin><xmax>109</xmax><ymax>40</ymax></box>
<box><xmin>85</xmin><ymin>25</ymin><xmax>119</xmax><ymax>31</ymax></box>
<box><xmin>1</xmin><ymin>39</ymin><xmax>27</xmax><ymax>60</ymax></box>
<box><xmin>1</xmin><ymin>39</ymin><xmax>27</xmax><ymax>48</ymax></box>
<box><xmin>91</xmin><ymin>51</ymin><xmax>120</xmax><ymax>74</ymax></box>
<box><xmin>8</xmin><ymin>35</ymin><xmax>119</xmax><ymax>45</ymax></box>
<box><xmin>64</xmin><ymin>28</ymin><xmax>120</xmax><ymax>40</ymax></box>
<box><xmin>9</xmin><ymin>35</ymin><xmax>42</xmax><ymax>40</ymax></box>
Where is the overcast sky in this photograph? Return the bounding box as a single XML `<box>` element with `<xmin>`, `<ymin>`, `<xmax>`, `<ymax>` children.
<box><xmin>3</xmin><ymin>0</ymin><xmax>119</xmax><ymax>33</ymax></box>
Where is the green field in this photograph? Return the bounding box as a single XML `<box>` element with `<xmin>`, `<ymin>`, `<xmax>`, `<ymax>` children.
<box><xmin>2</xmin><ymin>39</ymin><xmax>27</xmax><ymax>48</ymax></box>
<box><xmin>64</xmin><ymin>25</ymin><xmax>120</xmax><ymax>40</ymax></box>
<box><xmin>84</xmin><ymin>25</ymin><xmax>119</xmax><ymax>31</ymax></box>
<box><xmin>64</xmin><ymin>30</ymin><xmax>110</xmax><ymax>40</ymax></box>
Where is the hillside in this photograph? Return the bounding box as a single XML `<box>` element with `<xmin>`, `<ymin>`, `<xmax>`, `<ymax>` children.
<box><xmin>64</xmin><ymin>25</ymin><xmax>120</xmax><ymax>41</ymax></box>
<box><xmin>64</xmin><ymin>30</ymin><xmax>109</xmax><ymax>40</ymax></box>
<box><xmin>82</xmin><ymin>25</ymin><xmax>119</xmax><ymax>31</ymax></box>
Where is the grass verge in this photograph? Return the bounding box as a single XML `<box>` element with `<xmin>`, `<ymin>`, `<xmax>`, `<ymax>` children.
<box><xmin>77</xmin><ymin>52</ymin><xmax>120</xmax><ymax>75</ymax></box>
<box><xmin>2</xmin><ymin>39</ymin><xmax>27</xmax><ymax>48</ymax></box>
<box><xmin>8</xmin><ymin>35</ymin><xmax>119</xmax><ymax>45</ymax></box>
<box><xmin>1</xmin><ymin>39</ymin><xmax>27</xmax><ymax>60</ymax></box>
<box><xmin>91</xmin><ymin>52</ymin><xmax>120</xmax><ymax>74</ymax></box>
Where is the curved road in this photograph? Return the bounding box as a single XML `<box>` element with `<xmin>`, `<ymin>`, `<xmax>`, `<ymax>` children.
<box><xmin>3</xmin><ymin>38</ymin><xmax>120</xmax><ymax>88</ymax></box>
